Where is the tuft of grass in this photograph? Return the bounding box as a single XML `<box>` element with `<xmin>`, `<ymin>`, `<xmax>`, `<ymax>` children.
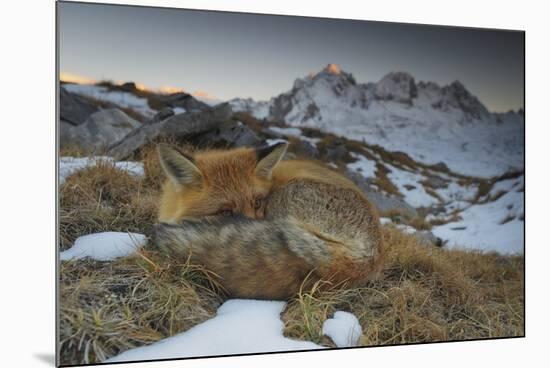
<box><xmin>59</xmin><ymin>251</ymin><xmax>223</xmax><ymax>365</ymax></box>
<box><xmin>59</xmin><ymin>159</ymin><xmax>158</xmax><ymax>250</ymax></box>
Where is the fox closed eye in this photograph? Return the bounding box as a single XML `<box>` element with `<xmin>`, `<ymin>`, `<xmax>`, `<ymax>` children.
<box><xmin>216</xmin><ymin>209</ymin><xmax>233</xmax><ymax>216</ymax></box>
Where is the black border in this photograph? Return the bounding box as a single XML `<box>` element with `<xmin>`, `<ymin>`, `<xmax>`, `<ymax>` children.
<box><xmin>55</xmin><ymin>1</ymin><xmax>526</xmax><ymax>367</ymax></box>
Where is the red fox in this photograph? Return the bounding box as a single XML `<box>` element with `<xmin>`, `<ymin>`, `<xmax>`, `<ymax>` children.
<box><xmin>155</xmin><ymin>142</ymin><xmax>383</xmax><ymax>299</ymax></box>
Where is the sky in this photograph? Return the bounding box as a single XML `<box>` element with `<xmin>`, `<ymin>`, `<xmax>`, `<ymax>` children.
<box><xmin>58</xmin><ymin>1</ymin><xmax>524</xmax><ymax>112</ymax></box>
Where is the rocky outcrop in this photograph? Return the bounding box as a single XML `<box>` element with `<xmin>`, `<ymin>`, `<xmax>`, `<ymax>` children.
<box><xmin>156</xmin><ymin>92</ymin><xmax>210</xmax><ymax>112</ymax></box>
<box><xmin>374</xmin><ymin>72</ymin><xmax>417</xmax><ymax>104</ymax></box>
<box><xmin>190</xmin><ymin>121</ymin><xmax>262</xmax><ymax>148</ymax></box>
<box><xmin>108</xmin><ymin>104</ymin><xmax>234</xmax><ymax>160</ymax></box>
<box><xmin>61</xmin><ymin>108</ymin><xmax>141</xmax><ymax>151</ymax></box>
<box><xmin>438</xmin><ymin>81</ymin><xmax>491</xmax><ymax>121</ymax></box>
<box><xmin>60</xmin><ymin>86</ymin><xmax>98</xmax><ymax>126</ymax></box>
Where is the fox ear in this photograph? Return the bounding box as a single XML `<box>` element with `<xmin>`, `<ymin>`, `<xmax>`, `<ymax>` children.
<box><xmin>158</xmin><ymin>144</ymin><xmax>203</xmax><ymax>187</ymax></box>
<box><xmin>255</xmin><ymin>142</ymin><xmax>288</xmax><ymax>179</ymax></box>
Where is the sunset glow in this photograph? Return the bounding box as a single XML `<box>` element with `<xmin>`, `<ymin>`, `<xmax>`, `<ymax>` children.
<box><xmin>60</xmin><ymin>72</ymin><xmax>97</xmax><ymax>85</ymax></box>
<box><xmin>60</xmin><ymin>71</ymin><xmax>217</xmax><ymax>100</ymax></box>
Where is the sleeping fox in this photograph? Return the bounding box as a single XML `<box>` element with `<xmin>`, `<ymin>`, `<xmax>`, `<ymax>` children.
<box><xmin>155</xmin><ymin>142</ymin><xmax>383</xmax><ymax>299</ymax></box>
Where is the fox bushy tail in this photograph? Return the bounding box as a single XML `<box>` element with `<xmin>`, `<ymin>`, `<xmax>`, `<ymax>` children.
<box><xmin>154</xmin><ymin>214</ymin><xmax>381</xmax><ymax>299</ymax></box>
<box><xmin>154</xmin><ymin>216</ymin><xmax>332</xmax><ymax>268</ymax></box>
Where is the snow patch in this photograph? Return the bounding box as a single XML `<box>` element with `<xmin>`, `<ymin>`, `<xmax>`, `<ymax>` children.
<box><xmin>60</xmin><ymin>232</ymin><xmax>146</xmax><ymax>261</ymax></box>
<box><xmin>386</xmin><ymin>164</ymin><xmax>438</xmax><ymax>208</ymax></box>
<box><xmin>63</xmin><ymin>83</ymin><xmax>156</xmax><ymax>118</ymax></box>
<box><xmin>322</xmin><ymin>311</ymin><xmax>362</xmax><ymax>347</ymax></box>
<box><xmin>172</xmin><ymin>107</ymin><xmax>186</xmax><ymax>114</ymax></box>
<box><xmin>268</xmin><ymin>127</ymin><xmax>303</xmax><ymax>136</ymax></box>
<box><xmin>347</xmin><ymin>153</ymin><xmax>377</xmax><ymax>179</ymax></box>
<box><xmin>266</xmin><ymin>138</ymin><xmax>288</xmax><ymax>146</ymax></box>
<box><xmin>433</xmin><ymin>176</ymin><xmax>524</xmax><ymax>254</ymax></box>
<box><xmin>106</xmin><ymin>299</ymin><xmax>322</xmax><ymax>362</ymax></box>
<box><xmin>379</xmin><ymin>217</ymin><xmax>393</xmax><ymax>225</ymax></box>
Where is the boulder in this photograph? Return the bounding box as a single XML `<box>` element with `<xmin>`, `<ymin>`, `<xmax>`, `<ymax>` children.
<box><xmin>160</xmin><ymin>92</ymin><xmax>210</xmax><ymax>112</ymax></box>
<box><xmin>59</xmin><ymin>86</ymin><xmax>98</xmax><ymax>126</ymax></box>
<box><xmin>325</xmin><ymin>144</ymin><xmax>348</xmax><ymax>161</ymax></box>
<box><xmin>59</xmin><ymin>120</ymin><xmax>77</xmax><ymax>148</ymax></box>
<box><xmin>108</xmin><ymin>103</ymin><xmax>234</xmax><ymax>160</ymax></box>
<box><xmin>291</xmin><ymin>139</ymin><xmax>319</xmax><ymax>158</ymax></box>
<box><xmin>191</xmin><ymin>121</ymin><xmax>262</xmax><ymax>148</ymax></box>
<box><xmin>151</xmin><ymin>107</ymin><xmax>175</xmax><ymax>123</ymax></box>
<box><xmin>64</xmin><ymin>108</ymin><xmax>141</xmax><ymax>151</ymax></box>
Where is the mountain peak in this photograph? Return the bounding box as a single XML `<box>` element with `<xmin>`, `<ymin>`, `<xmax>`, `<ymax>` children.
<box><xmin>324</xmin><ymin>63</ymin><xmax>342</xmax><ymax>75</ymax></box>
<box><xmin>374</xmin><ymin>71</ymin><xmax>417</xmax><ymax>104</ymax></box>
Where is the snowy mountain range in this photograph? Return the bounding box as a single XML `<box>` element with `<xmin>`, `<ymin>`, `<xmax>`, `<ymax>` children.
<box><xmin>230</xmin><ymin>64</ymin><xmax>524</xmax><ymax>178</ymax></box>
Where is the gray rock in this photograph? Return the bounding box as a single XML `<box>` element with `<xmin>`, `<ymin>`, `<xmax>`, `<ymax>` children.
<box><xmin>108</xmin><ymin>103</ymin><xmax>234</xmax><ymax>160</ymax></box>
<box><xmin>430</xmin><ymin>162</ymin><xmax>450</xmax><ymax>172</ymax></box>
<box><xmin>160</xmin><ymin>92</ymin><xmax>210</xmax><ymax>112</ymax></box>
<box><xmin>413</xmin><ymin>231</ymin><xmax>443</xmax><ymax>247</ymax></box>
<box><xmin>426</xmin><ymin>176</ymin><xmax>448</xmax><ymax>189</ymax></box>
<box><xmin>59</xmin><ymin>120</ymin><xmax>77</xmax><ymax>148</ymax></box>
<box><xmin>65</xmin><ymin>108</ymin><xmax>141</xmax><ymax>151</ymax></box>
<box><xmin>364</xmin><ymin>191</ymin><xmax>418</xmax><ymax>218</ymax></box>
<box><xmin>261</xmin><ymin>128</ymin><xmax>284</xmax><ymax>139</ymax></box>
<box><xmin>345</xmin><ymin>169</ymin><xmax>418</xmax><ymax>217</ymax></box>
<box><xmin>152</xmin><ymin>107</ymin><xmax>175</xmax><ymax>122</ymax></box>
<box><xmin>325</xmin><ymin>144</ymin><xmax>348</xmax><ymax>161</ymax></box>
<box><xmin>292</xmin><ymin>140</ymin><xmax>318</xmax><ymax>158</ymax></box>
<box><xmin>192</xmin><ymin>121</ymin><xmax>262</xmax><ymax>148</ymax></box>
<box><xmin>59</xmin><ymin>86</ymin><xmax>98</xmax><ymax>126</ymax></box>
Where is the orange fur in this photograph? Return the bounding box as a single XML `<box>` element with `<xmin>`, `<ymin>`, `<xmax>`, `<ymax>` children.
<box><xmin>159</xmin><ymin>148</ymin><xmax>273</xmax><ymax>222</ymax></box>
<box><xmin>156</xmin><ymin>144</ymin><xmax>384</xmax><ymax>298</ymax></box>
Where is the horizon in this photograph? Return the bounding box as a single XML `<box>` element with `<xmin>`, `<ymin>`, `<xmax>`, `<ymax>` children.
<box><xmin>59</xmin><ymin>2</ymin><xmax>524</xmax><ymax>112</ymax></box>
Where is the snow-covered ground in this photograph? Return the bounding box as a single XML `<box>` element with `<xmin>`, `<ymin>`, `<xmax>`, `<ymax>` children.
<box><xmin>385</xmin><ymin>163</ymin><xmax>439</xmax><ymax>208</ymax></box>
<box><xmin>106</xmin><ymin>299</ymin><xmax>362</xmax><ymax>363</ymax></box>
<box><xmin>347</xmin><ymin>153</ymin><xmax>377</xmax><ymax>179</ymax></box>
<box><xmin>323</xmin><ymin>101</ymin><xmax>523</xmax><ymax>178</ymax></box>
<box><xmin>229</xmin><ymin>98</ymin><xmax>270</xmax><ymax>119</ymax></box>
<box><xmin>432</xmin><ymin>175</ymin><xmax>524</xmax><ymax>254</ymax></box>
<box><xmin>59</xmin><ymin>156</ymin><xmax>144</xmax><ymax>185</ymax></box>
<box><xmin>63</xmin><ymin>83</ymin><xmax>157</xmax><ymax>118</ymax></box>
<box><xmin>60</xmin><ymin>231</ymin><xmax>146</xmax><ymax>261</ymax></box>
<box><xmin>349</xmin><ymin>151</ymin><xmax>523</xmax><ymax>254</ymax></box>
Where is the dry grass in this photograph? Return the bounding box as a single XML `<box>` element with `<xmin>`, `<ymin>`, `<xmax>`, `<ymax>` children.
<box><xmin>379</xmin><ymin>209</ymin><xmax>432</xmax><ymax>231</ymax></box>
<box><xmin>373</xmin><ymin>163</ymin><xmax>401</xmax><ymax>196</ymax></box>
<box><xmin>59</xmin><ymin>252</ymin><xmax>223</xmax><ymax>365</ymax></box>
<box><xmin>58</xmin><ymin>145</ymin><xmax>524</xmax><ymax>365</ymax></box>
<box><xmin>282</xmin><ymin>226</ymin><xmax>524</xmax><ymax>346</ymax></box>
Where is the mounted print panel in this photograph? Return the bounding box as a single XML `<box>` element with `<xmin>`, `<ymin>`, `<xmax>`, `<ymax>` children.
<box><xmin>57</xmin><ymin>1</ymin><xmax>525</xmax><ymax>366</ymax></box>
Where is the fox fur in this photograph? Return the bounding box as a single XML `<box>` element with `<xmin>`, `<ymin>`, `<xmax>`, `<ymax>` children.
<box><xmin>155</xmin><ymin>142</ymin><xmax>383</xmax><ymax>299</ymax></box>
